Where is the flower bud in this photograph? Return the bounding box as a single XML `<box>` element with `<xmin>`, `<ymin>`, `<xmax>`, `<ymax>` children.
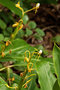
<box><xmin>16</xmin><ymin>2</ymin><xmax>20</xmax><ymax>8</ymax></box>
<box><xmin>12</xmin><ymin>22</ymin><xmax>19</xmax><ymax>27</ymax></box>
<box><xmin>39</xmin><ymin>50</ymin><xmax>42</xmax><ymax>54</ymax></box>
<box><xmin>12</xmin><ymin>77</ymin><xmax>15</xmax><ymax>81</ymax></box>
<box><xmin>24</xmin><ymin>84</ymin><xmax>27</xmax><ymax>88</ymax></box>
<box><xmin>36</xmin><ymin>3</ymin><xmax>40</xmax><ymax>9</ymax></box>
<box><xmin>20</xmin><ymin>73</ymin><xmax>23</xmax><ymax>77</ymax></box>
<box><xmin>2</xmin><ymin>52</ymin><xmax>5</xmax><ymax>57</ymax></box>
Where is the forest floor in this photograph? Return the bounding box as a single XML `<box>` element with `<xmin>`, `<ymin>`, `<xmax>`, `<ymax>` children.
<box><xmin>26</xmin><ymin>4</ymin><xmax>60</xmax><ymax>50</ymax></box>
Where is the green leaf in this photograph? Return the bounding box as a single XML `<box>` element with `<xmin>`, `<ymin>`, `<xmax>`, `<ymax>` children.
<box><xmin>0</xmin><ymin>39</ymin><xmax>34</xmax><ymax>62</ymax></box>
<box><xmin>0</xmin><ymin>34</ymin><xmax>4</xmax><ymax>41</ymax></box>
<box><xmin>3</xmin><ymin>30</ymin><xmax>10</xmax><ymax>37</ymax></box>
<box><xmin>0</xmin><ymin>12</ymin><xmax>10</xmax><ymax>23</ymax></box>
<box><xmin>7</xmin><ymin>27</ymin><xmax>13</xmax><ymax>34</ymax></box>
<box><xmin>4</xmin><ymin>39</ymin><xmax>33</xmax><ymax>55</ymax></box>
<box><xmin>36</xmin><ymin>61</ymin><xmax>56</xmax><ymax>90</ymax></box>
<box><xmin>36</xmin><ymin>28</ymin><xmax>45</xmax><ymax>37</ymax></box>
<box><xmin>16</xmin><ymin>30</ymin><xmax>24</xmax><ymax>38</ymax></box>
<box><xmin>4</xmin><ymin>37</ymin><xmax>9</xmax><ymax>41</ymax></box>
<box><xmin>12</xmin><ymin>83</ymin><xmax>18</xmax><ymax>89</ymax></box>
<box><xmin>0</xmin><ymin>19</ymin><xmax>6</xmax><ymax>29</ymax></box>
<box><xmin>0</xmin><ymin>77</ymin><xmax>7</xmax><ymax>90</ymax></box>
<box><xmin>53</xmin><ymin>44</ymin><xmax>60</xmax><ymax>86</ymax></box>
<box><xmin>34</xmin><ymin>34</ymin><xmax>43</xmax><ymax>40</ymax></box>
<box><xmin>53</xmin><ymin>80</ymin><xmax>60</xmax><ymax>90</ymax></box>
<box><xmin>25</xmin><ymin>28</ymin><xmax>32</xmax><ymax>37</ymax></box>
<box><xmin>28</xmin><ymin>21</ymin><xmax>36</xmax><ymax>29</ymax></box>
<box><xmin>0</xmin><ymin>0</ymin><xmax>21</xmax><ymax>17</ymax></box>
<box><xmin>52</xmin><ymin>35</ymin><xmax>60</xmax><ymax>43</ymax></box>
<box><xmin>23</xmin><ymin>15</ymin><xmax>29</xmax><ymax>25</ymax></box>
<box><xmin>21</xmin><ymin>71</ymin><xmax>40</xmax><ymax>90</ymax></box>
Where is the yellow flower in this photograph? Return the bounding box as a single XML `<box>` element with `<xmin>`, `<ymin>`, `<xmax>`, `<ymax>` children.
<box><xmin>12</xmin><ymin>22</ymin><xmax>19</xmax><ymax>27</ymax></box>
<box><xmin>11</xmin><ymin>77</ymin><xmax>15</xmax><ymax>81</ymax></box>
<box><xmin>24</xmin><ymin>57</ymin><xmax>29</xmax><ymax>63</ymax></box>
<box><xmin>6</xmin><ymin>40</ymin><xmax>11</xmax><ymax>46</ymax></box>
<box><xmin>16</xmin><ymin>2</ymin><xmax>24</xmax><ymax>15</ymax></box>
<box><xmin>15</xmin><ymin>2</ymin><xmax>20</xmax><ymax>8</ymax></box>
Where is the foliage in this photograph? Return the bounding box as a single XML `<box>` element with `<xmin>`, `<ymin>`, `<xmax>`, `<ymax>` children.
<box><xmin>52</xmin><ymin>35</ymin><xmax>60</xmax><ymax>43</ymax></box>
<box><xmin>17</xmin><ymin>15</ymin><xmax>45</xmax><ymax>41</ymax></box>
<box><xmin>0</xmin><ymin>0</ymin><xmax>60</xmax><ymax>90</ymax></box>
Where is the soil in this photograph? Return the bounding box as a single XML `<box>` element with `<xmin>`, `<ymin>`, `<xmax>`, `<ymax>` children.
<box><xmin>27</xmin><ymin>4</ymin><xmax>60</xmax><ymax>50</ymax></box>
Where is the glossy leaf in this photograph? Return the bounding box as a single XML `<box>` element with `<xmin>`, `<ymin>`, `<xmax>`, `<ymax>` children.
<box><xmin>53</xmin><ymin>44</ymin><xmax>60</xmax><ymax>86</ymax></box>
<box><xmin>0</xmin><ymin>39</ymin><xmax>34</xmax><ymax>62</ymax></box>
<box><xmin>0</xmin><ymin>0</ymin><xmax>21</xmax><ymax>17</ymax></box>
<box><xmin>21</xmin><ymin>71</ymin><xmax>40</xmax><ymax>90</ymax></box>
<box><xmin>36</xmin><ymin>61</ymin><xmax>56</xmax><ymax>90</ymax></box>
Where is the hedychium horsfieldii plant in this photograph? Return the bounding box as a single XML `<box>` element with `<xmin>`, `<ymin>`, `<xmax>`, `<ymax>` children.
<box><xmin>0</xmin><ymin>49</ymin><xmax>42</xmax><ymax>90</ymax></box>
<box><xmin>11</xmin><ymin>2</ymin><xmax>40</xmax><ymax>40</ymax></box>
<box><xmin>0</xmin><ymin>2</ymin><xmax>41</xmax><ymax>90</ymax></box>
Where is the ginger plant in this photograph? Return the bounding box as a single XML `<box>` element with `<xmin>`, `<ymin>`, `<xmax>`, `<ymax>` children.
<box><xmin>0</xmin><ymin>2</ymin><xmax>40</xmax><ymax>90</ymax></box>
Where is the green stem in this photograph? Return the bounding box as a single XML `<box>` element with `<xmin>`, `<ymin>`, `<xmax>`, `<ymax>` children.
<box><xmin>7</xmin><ymin>67</ymin><xmax>11</xmax><ymax>85</ymax></box>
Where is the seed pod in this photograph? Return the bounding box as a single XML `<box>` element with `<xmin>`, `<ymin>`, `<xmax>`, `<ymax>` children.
<box><xmin>24</xmin><ymin>84</ymin><xmax>27</xmax><ymax>88</ymax></box>
<box><xmin>6</xmin><ymin>40</ymin><xmax>11</xmax><ymax>46</ymax></box>
<box><xmin>12</xmin><ymin>77</ymin><xmax>15</xmax><ymax>81</ymax></box>
<box><xmin>20</xmin><ymin>73</ymin><xmax>23</xmax><ymax>77</ymax></box>
<box><xmin>2</xmin><ymin>52</ymin><xmax>5</xmax><ymax>57</ymax></box>
<box><xmin>9</xmin><ymin>50</ymin><xmax>12</xmax><ymax>54</ymax></box>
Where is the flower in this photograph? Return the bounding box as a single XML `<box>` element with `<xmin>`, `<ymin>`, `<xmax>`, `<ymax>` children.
<box><xmin>39</xmin><ymin>50</ymin><xmax>42</xmax><ymax>54</ymax></box>
<box><xmin>36</xmin><ymin>3</ymin><xmax>40</xmax><ymax>9</ymax></box>
<box><xmin>12</xmin><ymin>22</ymin><xmax>19</xmax><ymax>27</ymax></box>
<box><xmin>35</xmin><ymin>3</ymin><xmax>40</xmax><ymax>13</ymax></box>
<box><xmin>15</xmin><ymin>2</ymin><xmax>20</xmax><ymax>8</ymax></box>
<box><xmin>6</xmin><ymin>40</ymin><xmax>11</xmax><ymax>46</ymax></box>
